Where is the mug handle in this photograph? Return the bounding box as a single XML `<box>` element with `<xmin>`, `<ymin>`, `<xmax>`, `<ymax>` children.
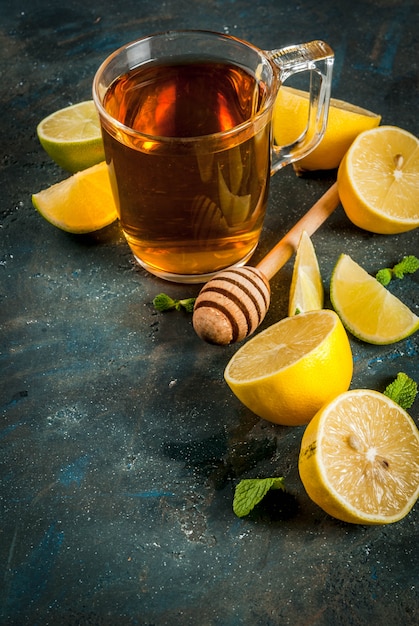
<box><xmin>267</xmin><ymin>40</ymin><xmax>334</xmax><ymax>174</ymax></box>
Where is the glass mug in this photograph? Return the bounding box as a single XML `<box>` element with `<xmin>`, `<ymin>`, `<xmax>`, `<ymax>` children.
<box><xmin>93</xmin><ymin>30</ymin><xmax>334</xmax><ymax>283</ymax></box>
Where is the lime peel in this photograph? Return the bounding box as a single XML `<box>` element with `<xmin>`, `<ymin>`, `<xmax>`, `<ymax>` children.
<box><xmin>330</xmin><ymin>253</ymin><xmax>419</xmax><ymax>345</ymax></box>
<box><xmin>37</xmin><ymin>101</ymin><xmax>105</xmax><ymax>173</ymax></box>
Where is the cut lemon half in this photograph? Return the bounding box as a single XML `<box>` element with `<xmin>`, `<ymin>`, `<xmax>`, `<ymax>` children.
<box><xmin>288</xmin><ymin>230</ymin><xmax>323</xmax><ymax>316</ymax></box>
<box><xmin>337</xmin><ymin>125</ymin><xmax>419</xmax><ymax>234</ymax></box>
<box><xmin>273</xmin><ymin>86</ymin><xmax>381</xmax><ymax>171</ymax></box>
<box><xmin>32</xmin><ymin>161</ymin><xmax>118</xmax><ymax>234</ymax></box>
<box><xmin>330</xmin><ymin>254</ymin><xmax>419</xmax><ymax>344</ymax></box>
<box><xmin>299</xmin><ymin>389</ymin><xmax>419</xmax><ymax>524</ymax></box>
<box><xmin>37</xmin><ymin>101</ymin><xmax>105</xmax><ymax>173</ymax></box>
<box><xmin>224</xmin><ymin>310</ymin><xmax>353</xmax><ymax>426</ymax></box>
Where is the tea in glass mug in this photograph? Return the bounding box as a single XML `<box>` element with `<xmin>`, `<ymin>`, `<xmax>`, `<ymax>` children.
<box><xmin>93</xmin><ymin>30</ymin><xmax>334</xmax><ymax>283</ymax></box>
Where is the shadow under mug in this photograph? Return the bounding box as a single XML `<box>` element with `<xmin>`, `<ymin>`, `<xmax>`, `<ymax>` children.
<box><xmin>93</xmin><ymin>30</ymin><xmax>334</xmax><ymax>283</ymax></box>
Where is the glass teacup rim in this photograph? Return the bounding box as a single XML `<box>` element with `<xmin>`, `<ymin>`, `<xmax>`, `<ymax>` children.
<box><xmin>92</xmin><ymin>29</ymin><xmax>281</xmax><ymax>144</ymax></box>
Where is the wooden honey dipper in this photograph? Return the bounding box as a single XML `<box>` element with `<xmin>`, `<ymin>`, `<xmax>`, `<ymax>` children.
<box><xmin>192</xmin><ymin>182</ymin><xmax>340</xmax><ymax>345</ymax></box>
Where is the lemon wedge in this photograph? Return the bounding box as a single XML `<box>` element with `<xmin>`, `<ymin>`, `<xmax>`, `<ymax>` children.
<box><xmin>273</xmin><ymin>86</ymin><xmax>381</xmax><ymax>171</ymax></box>
<box><xmin>32</xmin><ymin>161</ymin><xmax>118</xmax><ymax>234</ymax></box>
<box><xmin>288</xmin><ymin>231</ymin><xmax>323</xmax><ymax>316</ymax></box>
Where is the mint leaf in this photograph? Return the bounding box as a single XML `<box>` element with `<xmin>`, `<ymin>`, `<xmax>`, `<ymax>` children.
<box><xmin>393</xmin><ymin>255</ymin><xmax>419</xmax><ymax>279</ymax></box>
<box><xmin>153</xmin><ymin>293</ymin><xmax>177</xmax><ymax>312</ymax></box>
<box><xmin>153</xmin><ymin>293</ymin><xmax>196</xmax><ymax>313</ymax></box>
<box><xmin>233</xmin><ymin>477</ymin><xmax>286</xmax><ymax>517</ymax></box>
<box><xmin>375</xmin><ymin>268</ymin><xmax>392</xmax><ymax>286</ymax></box>
<box><xmin>384</xmin><ymin>372</ymin><xmax>418</xmax><ymax>410</ymax></box>
<box><xmin>181</xmin><ymin>297</ymin><xmax>196</xmax><ymax>313</ymax></box>
<box><xmin>376</xmin><ymin>255</ymin><xmax>419</xmax><ymax>285</ymax></box>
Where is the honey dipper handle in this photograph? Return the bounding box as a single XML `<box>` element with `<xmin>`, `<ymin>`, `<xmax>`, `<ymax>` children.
<box><xmin>256</xmin><ymin>182</ymin><xmax>340</xmax><ymax>280</ymax></box>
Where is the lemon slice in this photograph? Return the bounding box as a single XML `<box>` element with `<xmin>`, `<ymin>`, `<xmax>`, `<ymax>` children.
<box><xmin>273</xmin><ymin>86</ymin><xmax>381</xmax><ymax>171</ymax></box>
<box><xmin>288</xmin><ymin>230</ymin><xmax>323</xmax><ymax>316</ymax></box>
<box><xmin>337</xmin><ymin>125</ymin><xmax>419</xmax><ymax>234</ymax></box>
<box><xmin>37</xmin><ymin>101</ymin><xmax>105</xmax><ymax>173</ymax></box>
<box><xmin>330</xmin><ymin>253</ymin><xmax>419</xmax><ymax>344</ymax></box>
<box><xmin>224</xmin><ymin>310</ymin><xmax>353</xmax><ymax>426</ymax></box>
<box><xmin>32</xmin><ymin>161</ymin><xmax>118</xmax><ymax>234</ymax></box>
<box><xmin>299</xmin><ymin>389</ymin><xmax>419</xmax><ymax>524</ymax></box>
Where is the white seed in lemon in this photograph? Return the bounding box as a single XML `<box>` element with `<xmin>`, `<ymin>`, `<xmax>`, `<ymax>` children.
<box><xmin>330</xmin><ymin>253</ymin><xmax>419</xmax><ymax>345</ymax></box>
<box><xmin>37</xmin><ymin>101</ymin><xmax>105</xmax><ymax>173</ymax></box>
<box><xmin>299</xmin><ymin>389</ymin><xmax>419</xmax><ymax>524</ymax></box>
<box><xmin>32</xmin><ymin>161</ymin><xmax>118</xmax><ymax>234</ymax></box>
<box><xmin>224</xmin><ymin>310</ymin><xmax>353</xmax><ymax>426</ymax></box>
<box><xmin>288</xmin><ymin>230</ymin><xmax>323</xmax><ymax>316</ymax></box>
<box><xmin>273</xmin><ymin>86</ymin><xmax>381</xmax><ymax>171</ymax></box>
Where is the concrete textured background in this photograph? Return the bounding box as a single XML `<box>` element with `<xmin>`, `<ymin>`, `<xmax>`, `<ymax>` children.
<box><xmin>1</xmin><ymin>0</ymin><xmax>418</xmax><ymax>624</ymax></box>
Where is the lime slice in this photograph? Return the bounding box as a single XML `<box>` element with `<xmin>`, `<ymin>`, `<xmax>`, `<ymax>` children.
<box><xmin>32</xmin><ymin>161</ymin><xmax>118</xmax><ymax>234</ymax></box>
<box><xmin>37</xmin><ymin>101</ymin><xmax>105</xmax><ymax>173</ymax></box>
<box><xmin>330</xmin><ymin>254</ymin><xmax>419</xmax><ymax>344</ymax></box>
<box><xmin>288</xmin><ymin>230</ymin><xmax>323</xmax><ymax>316</ymax></box>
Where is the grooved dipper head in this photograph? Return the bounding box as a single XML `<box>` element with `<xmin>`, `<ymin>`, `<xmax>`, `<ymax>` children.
<box><xmin>192</xmin><ymin>266</ymin><xmax>271</xmax><ymax>345</ymax></box>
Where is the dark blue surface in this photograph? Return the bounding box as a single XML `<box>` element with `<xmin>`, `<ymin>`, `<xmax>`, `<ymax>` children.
<box><xmin>1</xmin><ymin>1</ymin><xmax>418</xmax><ymax>624</ymax></box>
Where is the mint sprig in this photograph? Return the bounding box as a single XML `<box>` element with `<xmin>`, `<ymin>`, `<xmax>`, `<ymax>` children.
<box><xmin>376</xmin><ymin>255</ymin><xmax>419</xmax><ymax>286</ymax></box>
<box><xmin>384</xmin><ymin>372</ymin><xmax>418</xmax><ymax>410</ymax></box>
<box><xmin>233</xmin><ymin>477</ymin><xmax>286</xmax><ymax>517</ymax></box>
<box><xmin>153</xmin><ymin>293</ymin><xmax>196</xmax><ymax>313</ymax></box>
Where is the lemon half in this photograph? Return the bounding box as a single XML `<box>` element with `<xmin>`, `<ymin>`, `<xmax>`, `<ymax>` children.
<box><xmin>224</xmin><ymin>310</ymin><xmax>353</xmax><ymax>426</ymax></box>
<box><xmin>337</xmin><ymin>125</ymin><xmax>419</xmax><ymax>234</ymax></box>
<box><xmin>299</xmin><ymin>389</ymin><xmax>419</xmax><ymax>524</ymax></box>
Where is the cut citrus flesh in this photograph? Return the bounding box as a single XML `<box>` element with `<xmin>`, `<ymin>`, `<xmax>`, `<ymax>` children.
<box><xmin>330</xmin><ymin>253</ymin><xmax>419</xmax><ymax>344</ymax></box>
<box><xmin>273</xmin><ymin>86</ymin><xmax>381</xmax><ymax>171</ymax></box>
<box><xmin>288</xmin><ymin>230</ymin><xmax>323</xmax><ymax>316</ymax></box>
<box><xmin>299</xmin><ymin>389</ymin><xmax>419</xmax><ymax>524</ymax></box>
<box><xmin>337</xmin><ymin>125</ymin><xmax>419</xmax><ymax>234</ymax></box>
<box><xmin>224</xmin><ymin>310</ymin><xmax>353</xmax><ymax>426</ymax></box>
<box><xmin>37</xmin><ymin>101</ymin><xmax>105</xmax><ymax>173</ymax></box>
<box><xmin>32</xmin><ymin>161</ymin><xmax>118</xmax><ymax>234</ymax></box>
